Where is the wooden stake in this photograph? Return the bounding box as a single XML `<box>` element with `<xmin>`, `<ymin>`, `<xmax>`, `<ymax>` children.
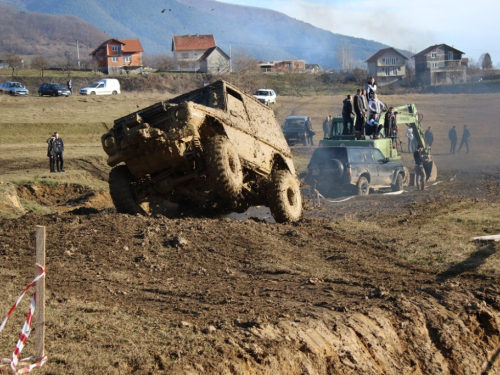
<box><xmin>35</xmin><ymin>226</ymin><xmax>46</xmax><ymax>361</ymax></box>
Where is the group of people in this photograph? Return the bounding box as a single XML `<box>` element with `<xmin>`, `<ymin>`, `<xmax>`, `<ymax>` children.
<box><xmin>338</xmin><ymin>77</ymin><xmax>399</xmax><ymax>142</ymax></box>
<box><xmin>46</xmin><ymin>132</ymin><xmax>65</xmax><ymax>173</ymax></box>
<box><xmin>448</xmin><ymin>125</ymin><xmax>470</xmax><ymax>154</ymax></box>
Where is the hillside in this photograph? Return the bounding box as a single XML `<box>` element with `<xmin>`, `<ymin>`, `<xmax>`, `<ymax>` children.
<box><xmin>0</xmin><ymin>0</ymin><xmax>390</xmax><ymax>68</ymax></box>
<box><xmin>0</xmin><ymin>3</ymin><xmax>109</xmax><ymax>61</ymax></box>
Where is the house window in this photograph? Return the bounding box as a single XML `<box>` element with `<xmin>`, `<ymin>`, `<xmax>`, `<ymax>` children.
<box><xmin>385</xmin><ymin>68</ymin><xmax>390</xmax><ymax>76</ymax></box>
<box><xmin>112</xmin><ymin>46</ymin><xmax>119</xmax><ymax>52</ymax></box>
<box><xmin>432</xmin><ymin>62</ymin><xmax>438</xmax><ymax>68</ymax></box>
<box><xmin>112</xmin><ymin>57</ymin><xmax>119</xmax><ymax>62</ymax></box>
<box><xmin>182</xmin><ymin>53</ymin><xmax>188</xmax><ymax>59</ymax></box>
<box><xmin>431</xmin><ymin>52</ymin><xmax>437</xmax><ymax>58</ymax></box>
<box><xmin>448</xmin><ymin>51</ymin><xmax>453</xmax><ymax>60</ymax></box>
<box><xmin>393</xmin><ymin>67</ymin><xmax>398</xmax><ymax>75</ymax></box>
<box><xmin>124</xmin><ymin>56</ymin><xmax>131</xmax><ymax>63</ymax></box>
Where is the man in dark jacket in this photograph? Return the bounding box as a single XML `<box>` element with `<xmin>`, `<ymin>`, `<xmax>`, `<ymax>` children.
<box><xmin>458</xmin><ymin>125</ymin><xmax>470</xmax><ymax>154</ymax></box>
<box><xmin>413</xmin><ymin>145</ymin><xmax>427</xmax><ymax>191</ymax></box>
<box><xmin>52</xmin><ymin>132</ymin><xmax>65</xmax><ymax>172</ymax></box>
<box><xmin>448</xmin><ymin>125</ymin><xmax>458</xmax><ymax>154</ymax></box>
<box><xmin>353</xmin><ymin>89</ymin><xmax>365</xmax><ymax>138</ymax></box>
<box><xmin>342</xmin><ymin>95</ymin><xmax>354</xmax><ymax>135</ymax></box>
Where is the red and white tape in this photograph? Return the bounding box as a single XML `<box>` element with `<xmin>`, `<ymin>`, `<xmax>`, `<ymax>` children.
<box><xmin>0</xmin><ymin>264</ymin><xmax>47</xmax><ymax>374</ymax></box>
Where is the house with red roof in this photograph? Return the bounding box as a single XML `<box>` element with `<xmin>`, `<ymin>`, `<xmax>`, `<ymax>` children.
<box><xmin>90</xmin><ymin>39</ymin><xmax>144</xmax><ymax>74</ymax></box>
<box><xmin>365</xmin><ymin>47</ymin><xmax>408</xmax><ymax>85</ymax></box>
<box><xmin>171</xmin><ymin>34</ymin><xmax>216</xmax><ymax>71</ymax></box>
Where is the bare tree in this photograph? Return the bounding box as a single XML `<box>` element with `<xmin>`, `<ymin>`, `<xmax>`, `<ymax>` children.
<box><xmin>5</xmin><ymin>52</ymin><xmax>23</xmax><ymax>77</ymax></box>
<box><xmin>231</xmin><ymin>50</ymin><xmax>260</xmax><ymax>93</ymax></box>
<box><xmin>335</xmin><ymin>43</ymin><xmax>355</xmax><ymax>71</ymax></box>
<box><xmin>31</xmin><ymin>54</ymin><xmax>49</xmax><ymax>77</ymax></box>
<box><xmin>144</xmin><ymin>53</ymin><xmax>174</xmax><ymax>71</ymax></box>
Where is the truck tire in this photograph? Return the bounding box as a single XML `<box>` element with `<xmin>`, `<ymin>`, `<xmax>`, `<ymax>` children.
<box><xmin>357</xmin><ymin>176</ymin><xmax>369</xmax><ymax>195</ymax></box>
<box><xmin>329</xmin><ymin>159</ymin><xmax>344</xmax><ymax>179</ymax></box>
<box><xmin>268</xmin><ymin>170</ymin><xmax>302</xmax><ymax>223</ymax></box>
<box><xmin>391</xmin><ymin>173</ymin><xmax>404</xmax><ymax>192</ymax></box>
<box><xmin>112</xmin><ymin>90</ymin><xmax>118</xmax><ymax>95</ymax></box>
<box><xmin>109</xmin><ymin>165</ymin><xmax>146</xmax><ymax>215</ymax></box>
<box><xmin>206</xmin><ymin>136</ymin><xmax>243</xmax><ymax>198</ymax></box>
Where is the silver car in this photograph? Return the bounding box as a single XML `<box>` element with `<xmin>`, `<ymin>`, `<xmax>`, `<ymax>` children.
<box><xmin>0</xmin><ymin>81</ymin><xmax>29</xmax><ymax>96</ymax></box>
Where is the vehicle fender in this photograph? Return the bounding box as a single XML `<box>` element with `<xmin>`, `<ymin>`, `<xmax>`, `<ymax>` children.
<box><xmin>391</xmin><ymin>167</ymin><xmax>406</xmax><ymax>185</ymax></box>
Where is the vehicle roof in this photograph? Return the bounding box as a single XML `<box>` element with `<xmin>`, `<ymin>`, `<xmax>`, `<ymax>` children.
<box><xmin>256</xmin><ymin>89</ymin><xmax>273</xmax><ymax>91</ymax></box>
<box><xmin>2</xmin><ymin>81</ymin><xmax>22</xmax><ymax>84</ymax></box>
<box><xmin>285</xmin><ymin>116</ymin><xmax>308</xmax><ymax>120</ymax></box>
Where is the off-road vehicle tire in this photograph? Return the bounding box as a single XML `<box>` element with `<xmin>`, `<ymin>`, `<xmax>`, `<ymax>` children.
<box><xmin>109</xmin><ymin>165</ymin><xmax>146</xmax><ymax>215</ymax></box>
<box><xmin>357</xmin><ymin>176</ymin><xmax>370</xmax><ymax>196</ymax></box>
<box><xmin>206</xmin><ymin>136</ymin><xmax>243</xmax><ymax>198</ymax></box>
<box><xmin>329</xmin><ymin>159</ymin><xmax>344</xmax><ymax>179</ymax></box>
<box><xmin>391</xmin><ymin>173</ymin><xmax>404</xmax><ymax>192</ymax></box>
<box><xmin>268</xmin><ymin>170</ymin><xmax>302</xmax><ymax>223</ymax></box>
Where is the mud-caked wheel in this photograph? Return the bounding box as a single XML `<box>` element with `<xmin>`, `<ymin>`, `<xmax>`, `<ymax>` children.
<box><xmin>268</xmin><ymin>170</ymin><xmax>302</xmax><ymax>223</ymax></box>
<box><xmin>109</xmin><ymin>165</ymin><xmax>146</xmax><ymax>215</ymax></box>
<box><xmin>391</xmin><ymin>173</ymin><xmax>404</xmax><ymax>192</ymax></box>
<box><xmin>206</xmin><ymin>136</ymin><xmax>243</xmax><ymax>198</ymax></box>
<box><xmin>357</xmin><ymin>176</ymin><xmax>370</xmax><ymax>196</ymax></box>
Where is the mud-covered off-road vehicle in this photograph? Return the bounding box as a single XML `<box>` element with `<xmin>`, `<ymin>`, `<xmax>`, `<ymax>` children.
<box><xmin>101</xmin><ymin>80</ymin><xmax>302</xmax><ymax>222</ymax></box>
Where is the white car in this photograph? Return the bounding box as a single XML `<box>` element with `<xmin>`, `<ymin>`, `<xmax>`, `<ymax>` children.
<box><xmin>253</xmin><ymin>89</ymin><xmax>276</xmax><ymax>106</ymax></box>
<box><xmin>79</xmin><ymin>78</ymin><xmax>121</xmax><ymax>95</ymax></box>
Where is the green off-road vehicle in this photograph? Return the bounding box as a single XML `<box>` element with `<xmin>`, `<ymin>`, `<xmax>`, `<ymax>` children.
<box><xmin>101</xmin><ymin>80</ymin><xmax>302</xmax><ymax>222</ymax></box>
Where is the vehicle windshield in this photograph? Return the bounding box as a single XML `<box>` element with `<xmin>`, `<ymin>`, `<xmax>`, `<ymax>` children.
<box><xmin>283</xmin><ymin>119</ymin><xmax>305</xmax><ymax>129</ymax></box>
<box><xmin>254</xmin><ymin>90</ymin><xmax>270</xmax><ymax>96</ymax></box>
<box><xmin>88</xmin><ymin>83</ymin><xmax>100</xmax><ymax>88</ymax></box>
<box><xmin>52</xmin><ymin>84</ymin><xmax>65</xmax><ymax>89</ymax></box>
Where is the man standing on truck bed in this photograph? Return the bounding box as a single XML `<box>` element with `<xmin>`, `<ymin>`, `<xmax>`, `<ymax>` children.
<box><xmin>353</xmin><ymin>89</ymin><xmax>365</xmax><ymax>139</ymax></box>
<box><xmin>342</xmin><ymin>95</ymin><xmax>354</xmax><ymax>135</ymax></box>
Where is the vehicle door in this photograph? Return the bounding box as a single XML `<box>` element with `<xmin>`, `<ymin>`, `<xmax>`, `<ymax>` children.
<box><xmin>363</xmin><ymin>149</ymin><xmax>381</xmax><ymax>185</ymax></box>
<box><xmin>97</xmin><ymin>82</ymin><xmax>106</xmax><ymax>95</ymax></box>
<box><xmin>372</xmin><ymin>148</ymin><xmax>392</xmax><ymax>185</ymax></box>
<box><xmin>347</xmin><ymin>148</ymin><xmax>367</xmax><ymax>181</ymax></box>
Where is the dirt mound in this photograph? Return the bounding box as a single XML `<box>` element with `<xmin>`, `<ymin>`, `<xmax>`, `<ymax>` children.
<box><xmin>1</xmin><ymin>167</ymin><xmax>500</xmax><ymax>374</ymax></box>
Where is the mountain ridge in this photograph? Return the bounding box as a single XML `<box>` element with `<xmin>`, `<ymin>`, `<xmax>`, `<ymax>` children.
<box><xmin>0</xmin><ymin>0</ymin><xmax>390</xmax><ymax>69</ymax></box>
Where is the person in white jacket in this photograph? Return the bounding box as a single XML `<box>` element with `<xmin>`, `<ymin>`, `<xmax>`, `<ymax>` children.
<box><xmin>406</xmin><ymin>126</ymin><xmax>415</xmax><ymax>153</ymax></box>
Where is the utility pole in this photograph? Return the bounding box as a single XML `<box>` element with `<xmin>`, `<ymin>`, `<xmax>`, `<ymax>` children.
<box><xmin>76</xmin><ymin>40</ymin><xmax>81</xmax><ymax>69</ymax></box>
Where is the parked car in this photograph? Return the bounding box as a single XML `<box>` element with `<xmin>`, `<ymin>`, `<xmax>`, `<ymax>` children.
<box><xmin>38</xmin><ymin>83</ymin><xmax>71</xmax><ymax>97</ymax></box>
<box><xmin>0</xmin><ymin>81</ymin><xmax>29</xmax><ymax>96</ymax></box>
<box><xmin>80</xmin><ymin>78</ymin><xmax>120</xmax><ymax>95</ymax></box>
<box><xmin>305</xmin><ymin>146</ymin><xmax>407</xmax><ymax>196</ymax></box>
<box><xmin>253</xmin><ymin>89</ymin><xmax>276</xmax><ymax>105</ymax></box>
<box><xmin>281</xmin><ymin>115</ymin><xmax>308</xmax><ymax>146</ymax></box>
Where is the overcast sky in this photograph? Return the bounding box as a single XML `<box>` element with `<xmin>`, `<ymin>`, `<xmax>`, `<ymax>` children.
<box><xmin>218</xmin><ymin>0</ymin><xmax>499</xmax><ymax>66</ymax></box>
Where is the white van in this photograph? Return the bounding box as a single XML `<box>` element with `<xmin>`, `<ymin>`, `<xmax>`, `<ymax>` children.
<box><xmin>79</xmin><ymin>78</ymin><xmax>121</xmax><ymax>95</ymax></box>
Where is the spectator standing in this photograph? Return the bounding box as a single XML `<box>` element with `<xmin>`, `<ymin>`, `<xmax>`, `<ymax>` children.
<box><xmin>448</xmin><ymin>125</ymin><xmax>458</xmax><ymax>154</ymax></box>
<box><xmin>458</xmin><ymin>125</ymin><xmax>470</xmax><ymax>154</ymax></box>
<box><xmin>67</xmin><ymin>79</ymin><xmax>73</xmax><ymax>95</ymax></box>
<box><xmin>304</xmin><ymin>117</ymin><xmax>315</xmax><ymax>146</ymax></box>
<box><xmin>52</xmin><ymin>132</ymin><xmax>65</xmax><ymax>172</ymax></box>
<box><xmin>424</xmin><ymin>126</ymin><xmax>434</xmax><ymax>151</ymax></box>
<box><xmin>413</xmin><ymin>145</ymin><xmax>427</xmax><ymax>191</ymax></box>
<box><xmin>368</xmin><ymin>93</ymin><xmax>385</xmax><ymax>121</ymax></box>
<box><xmin>353</xmin><ymin>89</ymin><xmax>365</xmax><ymax>138</ymax></box>
<box><xmin>342</xmin><ymin>95</ymin><xmax>355</xmax><ymax>135</ymax></box>
<box><xmin>46</xmin><ymin>135</ymin><xmax>56</xmax><ymax>173</ymax></box>
<box><xmin>406</xmin><ymin>126</ymin><xmax>415</xmax><ymax>153</ymax></box>
<box><xmin>383</xmin><ymin>107</ymin><xmax>397</xmax><ymax>139</ymax></box>
<box><xmin>322</xmin><ymin>115</ymin><xmax>332</xmax><ymax>138</ymax></box>
<box><xmin>365</xmin><ymin>77</ymin><xmax>377</xmax><ymax>102</ymax></box>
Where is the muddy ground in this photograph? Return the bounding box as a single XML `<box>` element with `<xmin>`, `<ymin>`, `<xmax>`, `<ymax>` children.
<box><xmin>1</xmin><ymin>93</ymin><xmax>500</xmax><ymax>374</ymax></box>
